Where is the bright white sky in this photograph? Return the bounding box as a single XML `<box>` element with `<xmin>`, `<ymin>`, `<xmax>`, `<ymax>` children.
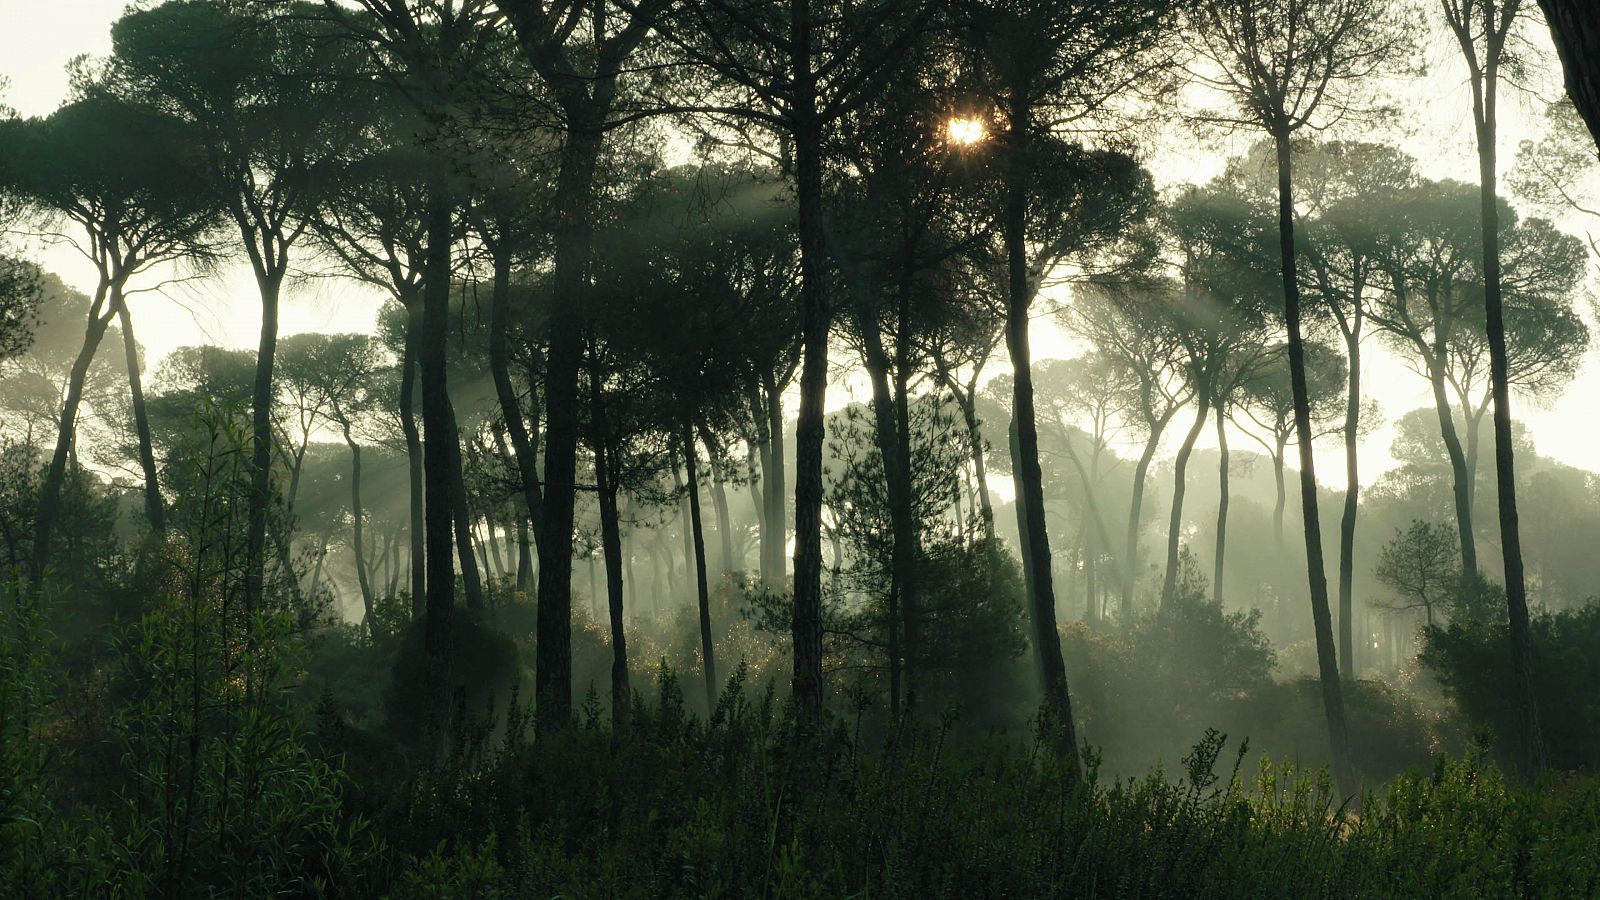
<box><xmin>3</xmin><ymin>0</ymin><xmax>1599</xmax><ymax>489</ymax></box>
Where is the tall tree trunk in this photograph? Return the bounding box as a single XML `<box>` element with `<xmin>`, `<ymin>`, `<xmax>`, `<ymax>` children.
<box><xmin>1274</xmin><ymin>133</ymin><xmax>1356</xmax><ymax>799</ymax></box>
<box><xmin>31</xmin><ymin>283</ymin><xmax>117</xmax><ymax>580</ymax></box>
<box><xmin>1003</xmin><ymin>99</ymin><xmax>1077</xmax><ymax>766</ymax></box>
<box><xmin>342</xmin><ymin>422</ymin><xmax>375</xmax><ymax>635</ymax></box>
<box><xmin>419</xmin><ymin>174</ymin><xmax>458</xmax><ymax>731</ymax></box>
<box><xmin>115</xmin><ymin>292</ymin><xmax>165</xmax><ymax>534</ymax></box>
<box><xmin>790</xmin><ymin>102</ymin><xmax>830</xmax><ymax>726</ymax></box>
<box><xmin>244</xmin><ymin>268</ymin><xmax>286</xmax><ymax>615</ymax></box>
<box><xmin>589</xmin><ymin>366</ymin><xmax>631</xmax><ymax>724</ymax></box>
<box><xmin>534</xmin><ymin>126</ymin><xmax>603</xmax><ymax>734</ymax></box>
<box><xmin>401</xmin><ymin>293</ymin><xmax>427</xmax><ymax>617</ymax></box>
<box><xmin>1454</xmin><ymin>0</ymin><xmax>1547</xmax><ymax>777</ymax></box>
<box><xmin>1161</xmin><ymin>393</ymin><xmax>1210</xmax><ymax>606</ymax></box>
<box><xmin>1339</xmin><ymin>330</ymin><xmax>1363</xmax><ymax>682</ymax></box>
<box><xmin>860</xmin><ymin>324</ymin><xmax>915</xmax><ymax>720</ymax></box>
<box><xmin>1212</xmin><ymin>406</ymin><xmax>1229</xmax><ymax>606</ymax></box>
<box><xmin>681</xmin><ymin>422</ymin><xmax>717</xmax><ymax>712</ymax></box>
<box><xmin>959</xmin><ymin>394</ymin><xmax>996</xmax><ymax>539</ymax></box>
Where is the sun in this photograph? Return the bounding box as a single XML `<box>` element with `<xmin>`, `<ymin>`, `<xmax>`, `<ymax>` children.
<box><xmin>945</xmin><ymin>116</ymin><xmax>987</xmax><ymax>147</ymax></box>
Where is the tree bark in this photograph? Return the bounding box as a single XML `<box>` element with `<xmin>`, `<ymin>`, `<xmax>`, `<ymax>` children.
<box><xmin>115</xmin><ymin>292</ymin><xmax>165</xmax><ymax>535</ymax></box>
<box><xmin>1161</xmin><ymin>393</ymin><xmax>1210</xmax><ymax>606</ymax></box>
<box><xmin>445</xmin><ymin>398</ymin><xmax>484</xmax><ymax>611</ymax></box>
<box><xmin>1536</xmin><ymin>0</ymin><xmax>1600</xmax><ymax>152</ymax></box>
<box><xmin>700</xmin><ymin>425</ymin><xmax>736</xmax><ymax>575</ymax></box>
<box><xmin>1121</xmin><ymin>431</ymin><xmax>1164</xmax><ymax>618</ymax></box>
<box><xmin>860</xmin><ymin>324</ymin><xmax>913</xmax><ymax>720</ymax></box>
<box><xmin>1275</xmin><ymin>133</ymin><xmax>1356</xmax><ymax>799</ymax></box>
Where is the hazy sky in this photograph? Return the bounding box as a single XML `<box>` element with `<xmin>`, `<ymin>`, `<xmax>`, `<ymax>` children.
<box><xmin>3</xmin><ymin>0</ymin><xmax>1598</xmax><ymax>490</ymax></box>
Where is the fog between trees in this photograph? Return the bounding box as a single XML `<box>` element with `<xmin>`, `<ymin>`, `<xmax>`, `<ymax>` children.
<box><xmin>5</xmin><ymin>0</ymin><xmax>1600</xmax><ymax>895</ymax></box>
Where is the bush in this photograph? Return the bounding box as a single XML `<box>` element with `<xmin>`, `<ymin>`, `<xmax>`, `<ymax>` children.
<box><xmin>1421</xmin><ymin>603</ymin><xmax>1600</xmax><ymax>771</ymax></box>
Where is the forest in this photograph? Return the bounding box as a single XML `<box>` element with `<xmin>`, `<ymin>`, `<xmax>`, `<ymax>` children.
<box><xmin>4</xmin><ymin>0</ymin><xmax>1600</xmax><ymax>895</ymax></box>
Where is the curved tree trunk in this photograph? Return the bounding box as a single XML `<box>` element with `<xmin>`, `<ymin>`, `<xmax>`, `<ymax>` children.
<box><xmin>445</xmin><ymin>398</ymin><xmax>484</xmax><ymax>611</ymax></box>
<box><xmin>487</xmin><ymin>220</ymin><xmax>546</xmax><ymax>560</ymax></box>
<box><xmin>244</xmin><ymin>269</ymin><xmax>286</xmax><ymax>616</ymax></box>
<box><xmin>1275</xmin><ymin>133</ymin><xmax>1356</xmax><ymax>799</ymax></box>
<box><xmin>31</xmin><ymin>283</ymin><xmax>117</xmax><ymax>581</ymax></box>
<box><xmin>1161</xmin><ymin>393</ymin><xmax>1210</xmax><ymax>607</ymax></box>
<box><xmin>761</xmin><ymin>369</ymin><xmax>788</xmax><ymax>587</ymax></box>
<box><xmin>681</xmin><ymin>422</ymin><xmax>717</xmax><ymax>712</ymax></box>
<box><xmin>342</xmin><ymin>422</ymin><xmax>375</xmax><ymax>635</ymax></box>
<box><xmin>1427</xmin><ymin>360</ymin><xmax>1478</xmax><ymax>573</ymax></box>
<box><xmin>1536</xmin><ymin>0</ymin><xmax>1600</xmax><ymax>152</ymax></box>
<box><xmin>1121</xmin><ymin>431</ymin><xmax>1163</xmax><ymax>619</ymax></box>
<box><xmin>115</xmin><ymin>293</ymin><xmax>165</xmax><ymax>535</ymax></box>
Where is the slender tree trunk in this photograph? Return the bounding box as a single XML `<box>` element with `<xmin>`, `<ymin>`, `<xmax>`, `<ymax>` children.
<box><xmin>420</xmin><ymin>175</ymin><xmax>458</xmax><ymax>730</ymax></box>
<box><xmin>534</xmin><ymin>126</ymin><xmax>603</xmax><ymax>734</ymax></box>
<box><xmin>960</xmin><ymin>396</ymin><xmax>996</xmax><ymax>539</ymax></box>
<box><xmin>1274</xmin><ymin>133</ymin><xmax>1356</xmax><ymax>799</ymax></box>
<box><xmin>115</xmin><ymin>293</ymin><xmax>165</xmax><ymax>534</ymax></box>
<box><xmin>588</xmin><ymin>366</ymin><xmax>631</xmax><ymax>724</ymax></box>
<box><xmin>445</xmin><ymin>399</ymin><xmax>484</xmax><ymax>611</ymax></box>
<box><xmin>860</xmin><ymin>325</ymin><xmax>915</xmax><ymax>720</ymax></box>
<box><xmin>31</xmin><ymin>283</ymin><xmax>116</xmax><ymax>580</ymax></box>
<box><xmin>1212</xmin><ymin>406</ymin><xmax>1229</xmax><ymax>606</ymax></box>
<box><xmin>761</xmin><ymin>369</ymin><xmax>788</xmax><ymax>586</ymax></box>
<box><xmin>1003</xmin><ymin>99</ymin><xmax>1077</xmax><ymax>766</ymax></box>
<box><xmin>401</xmin><ymin>294</ymin><xmax>427</xmax><ymax>617</ymax></box>
<box><xmin>487</xmin><ymin>219</ymin><xmax>546</xmax><ymax>552</ymax></box>
<box><xmin>1273</xmin><ymin>445</ymin><xmax>1287</xmax><ymax>556</ymax></box>
<box><xmin>1427</xmin><ymin>360</ymin><xmax>1478</xmax><ymax>572</ymax></box>
<box><xmin>343</xmin><ymin>422</ymin><xmax>375</xmax><ymax>634</ymax></box>
<box><xmin>1456</xmin><ymin>2</ymin><xmax>1547</xmax><ymax>776</ymax></box>
<box><xmin>700</xmin><ymin>426</ymin><xmax>736</xmax><ymax>574</ymax></box>
<box><xmin>1339</xmin><ymin>330</ymin><xmax>1363</xmax><ymax>681</ymax></box>
<box><xmin>681</xmin><ymin>421</ymin><xmax>717</xmax><ymax>712</ymax></box>
<box><xmin>1162</xmin><ymin>392</ymin><xmax>1210</xmax><ymax>606</ymax></box>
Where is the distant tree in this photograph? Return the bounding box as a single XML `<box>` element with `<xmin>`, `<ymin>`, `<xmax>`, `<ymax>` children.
<box><xmin>1189</xmin><ymin>0</ymin><xmax>1414</xmax><ymax>799</ymax></box>
<box><xmin>278</xmin><ymin>333</ymin><xmax>388</xmax><ymax>632</ymax></box>
<box><xmin>1374</xmin><ymin>520</ymin><xmax>1460</xmax><ymax>627</ymax></box>
<box><xmin>1067</xmin><ymin>281</ymin><xmax>1190</xmax><ymax>617</ymax></box>
<box><xmin>957</xmin><ymin>0</ymin><xmax>1171</xmax><ymax>761</ymax></box>
<box><xmin>0</xmin><ymin>256</ymin><xmax>41</xmax><ymax>372</ymax></box>
<box><xmin>648</xmin><ymin>0</ymin><xmax>929</xmax><ymax>726</ymax></box>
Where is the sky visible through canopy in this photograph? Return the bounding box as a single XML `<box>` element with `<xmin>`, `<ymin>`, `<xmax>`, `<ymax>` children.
<box><xmin>3</xmin><ymin>0</ymin><xmax>1598</xmax><ymax>490</ymax></box>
